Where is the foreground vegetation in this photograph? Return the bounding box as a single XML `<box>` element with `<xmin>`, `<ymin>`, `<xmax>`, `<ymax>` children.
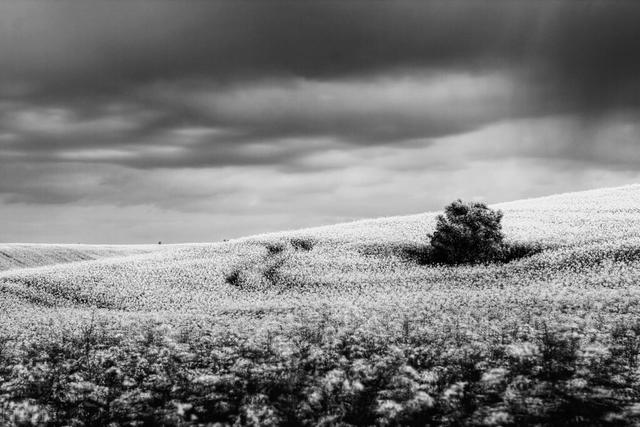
<box><xmin>3</xmin><ymin>185</ymin><xmax>640</xmax><ymax>425</ymax></box>
<box><xmin>3</xmin><ymin>304</ymin><xmax>640</xmax><ymax>426</ymax></box>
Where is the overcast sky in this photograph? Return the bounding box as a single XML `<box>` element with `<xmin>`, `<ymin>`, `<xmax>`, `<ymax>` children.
<box><xmin>2</xmin><ymin>1</ymin><xmax>640</xmax><ymax>243</ymax></box>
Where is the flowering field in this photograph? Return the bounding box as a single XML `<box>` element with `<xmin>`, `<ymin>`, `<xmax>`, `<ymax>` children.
<box><xmin>0</xmin><ymin>244</ymin><xmax>162</xmax><ymax>272</ymax></box>
<box><xmin>2</xmin><ymin>185</ymin><xmax>640</xmax><ymax>425</ymax></box>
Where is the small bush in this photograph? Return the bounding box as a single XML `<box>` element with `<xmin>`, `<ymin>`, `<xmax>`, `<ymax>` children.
<box><xmin>430</xmin><ymin>200</ymin><xmax>505</xmax><ymax>264</ymax></box>
<box><xmin>225</xmin><ymin>269</ymin><xmax>244</xmax><ymax>288</ymax></box>
<box><xmin>290</xmin><ymin>238</ymin><xmax>315</xmax><ymax>251</ymax></box>
<box><xmin>265</xmin><ymin>242</ymin><xmax>285</xmax><ymax>255</ymax></box>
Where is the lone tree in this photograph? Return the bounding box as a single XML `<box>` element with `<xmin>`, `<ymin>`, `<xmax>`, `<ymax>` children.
<box><xmin>430</xmin><ymin>199</ymin><xmax>504</xmax><ymax>264</ymax></box>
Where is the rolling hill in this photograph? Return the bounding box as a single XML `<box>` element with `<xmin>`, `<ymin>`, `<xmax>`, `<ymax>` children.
<box><xmin>2</xmin><ymin>184</ymin><xmax>640</xmax><ymax>425</ymax></box>
<box><xmin>0</xmin><ymin>243</ymin><xmax>163</xmax><ymax>272</ymax></box>
<box><xmin>2</xmin><ymin>184</ymin><xmax>640</xmax><ymax>314</ymax></box>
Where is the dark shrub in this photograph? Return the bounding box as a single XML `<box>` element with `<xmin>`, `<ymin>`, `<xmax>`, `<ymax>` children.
<box><xmin>290</xmin><ymin>238</ymin><xmax>315</xmax><ymax>251</ymax></box>
<box><xmin>430</xmin><ymin>200</ymin><xmax>504</xmax><ymax>264</ymax></box>
<box><xmin>225</xmin><ymin>269</ymin><xmax>244</xmax><ymax>287</ymax></box>
<box><xmin>265</xmin><ymin>242</ymin><xmax>285</xmax><ymax>255</ymax></box>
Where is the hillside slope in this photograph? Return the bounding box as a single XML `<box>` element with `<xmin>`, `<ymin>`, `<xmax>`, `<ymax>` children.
<box><xmin>0</xmin><ymin>243</ymin><xmax>163</xmax><ymax>272</ymax></box>
<box><xmin>3</xmin><ymin>184</ymin><xmax>640</xmax><ymax>425</ymax></box>
<box><xmin>1</xmin><ymin>184</ymin><xmax>639</xmax><ymax>314</ymax></box>
<box><xmin>244</xmin><ymin>183</ymin><xmax>640</xmax><ymax>245</ymax></box>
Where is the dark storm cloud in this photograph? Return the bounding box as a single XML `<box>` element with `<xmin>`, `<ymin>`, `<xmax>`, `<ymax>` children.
<box><xmin>0</xmin><ymin>71</ymin><xmax>523</xmax><ymax>169</ymax></box>
<box><xmin>2</xmin><ymin>1</ymin><xmax>640</xmax><ymax>110</ymax></box>
<box><xmin>2</xmin><ymin>0</ymin><xmax>640</xmax><ymax>226</ymax></box>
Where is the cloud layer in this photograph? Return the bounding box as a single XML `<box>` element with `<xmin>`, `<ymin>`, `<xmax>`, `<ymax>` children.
<box><xmin>2</xmin><ymin>1</ymin><xmax>640</xmax><ymax>242</ymax></box>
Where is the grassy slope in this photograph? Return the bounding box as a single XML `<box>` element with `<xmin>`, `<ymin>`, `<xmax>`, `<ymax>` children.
<box><xmin>2</xmin><ymin>184</ymin><xmax>640</xmax><ymax>314</ymax></box>
<box><xmin>0</xmin><ymin>243</ymin><xmax>163</xmax><ymax>272</ymax></box>
<box><xmin>3</xmin><ymin>184</ymin><xmax>640</xmax><ymax>425</ymax></box>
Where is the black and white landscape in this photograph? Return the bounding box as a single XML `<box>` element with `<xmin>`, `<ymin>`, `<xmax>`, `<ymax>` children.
<box><xmin>2</xmin><ymin>2</ymin><xmax>640</xmax><ymax>426</ymax></box>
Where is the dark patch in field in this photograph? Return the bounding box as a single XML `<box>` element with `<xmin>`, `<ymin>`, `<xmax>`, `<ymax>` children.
<box><xmin>357</xmin><ymin>242</ymin><xmax>435</xmax><ymax>265</ymax></box>
<box><xmin>225</xmin><ymin>269</ymin><xmax>244</xmax><ymax>288</ymax></box>
<box><xmin>290</xmin><ymin>237</ymin><xmax>315</xmax><ymax>251</ymax></box>
<box><xmin>359</xmin><ymin>241</ymin><xmax>544</xmax><ymax>266</ymax></box>
<box><xmin>0</xmin><ymin>277</ymin><xmax>120</xmax><ymax>310</ymax></box>
<box><xmin>0</xmin><ymin>280</ymin><xmax>60</xmax><ymax>307</ymax></box>
<box><xmin>500</xmin><ymin>241</ymin><xmax>545</xmax><ymax>263</ymax></box>
<box><xmin>0</xmin><ymin>250</ymin><xmax>27</xmax><ymax>267</ymax></box>
<box><xmin>264</xmin><ymin>242</ymin><xmax>286</xmax><ymax>255</ymax></box>
<box><xmin>524</xmin><ymin>243</ymin><xmax>640</xmax><ymax>272</ymax></box>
